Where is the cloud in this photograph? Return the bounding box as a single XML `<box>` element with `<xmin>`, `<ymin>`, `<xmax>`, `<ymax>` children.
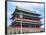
<box><xmin>7</xmin><ymin>2</ymin><xmax>16</xmax><ymax>26</ymax></box>
<box><xmin>10</xmin><ymin>2</ymin><xmax>44</xmax><ymax>14</ymax></box>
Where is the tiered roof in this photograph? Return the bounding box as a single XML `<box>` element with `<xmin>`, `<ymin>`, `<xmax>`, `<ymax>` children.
<box><xmin>11</xmin><ymin>6</ymin><xmax>41</xmax><ymax>20</ymax></box>
<box><xmin>11</xmin><ymin>6</ymin><xmax>42</xmax><ymax>28</ymax></box>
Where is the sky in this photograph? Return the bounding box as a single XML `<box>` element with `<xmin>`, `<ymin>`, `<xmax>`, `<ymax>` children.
<box><xmin>7</xmin><ymin>1</ymin><xmax>45</xmax><ymax>28</ymax></box>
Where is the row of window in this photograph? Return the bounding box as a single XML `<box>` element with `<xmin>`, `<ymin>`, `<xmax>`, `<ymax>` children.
<box><xmin>15</xmin><ymin>12</ymin><xmax>40</xmax><ymax>21</ymax></box>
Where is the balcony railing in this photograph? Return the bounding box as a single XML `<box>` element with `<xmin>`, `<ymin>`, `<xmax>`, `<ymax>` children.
<box><xmin>15</xmin><ymin>18</ymin><xmax>41</xmax><ymax>22</ymax></box>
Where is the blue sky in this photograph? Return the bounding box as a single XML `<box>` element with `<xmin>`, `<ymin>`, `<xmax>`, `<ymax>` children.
<box><xmin>7</xmin><ymin>2</ymin><xmax>45</xmax><ymax>28</ymax></box>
